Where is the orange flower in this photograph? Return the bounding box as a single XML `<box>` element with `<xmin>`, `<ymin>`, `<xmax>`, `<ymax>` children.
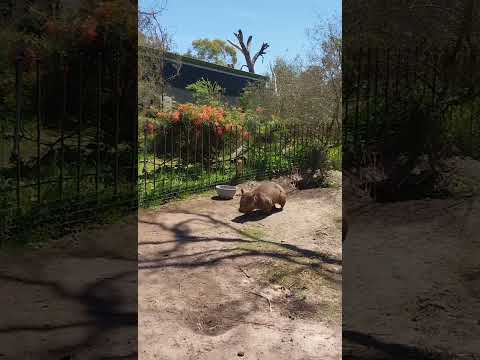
<box><xmin>170</xmin><ymin>111</ymin><xmax>181</xmax><ymax>123</ymax></box>
<box><xmin>177</xmin><ymin>103</ymin><xmax>193</xmax><ymax>113</ymax></box>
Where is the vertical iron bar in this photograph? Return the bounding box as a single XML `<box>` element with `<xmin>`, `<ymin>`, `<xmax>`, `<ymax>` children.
<box><xmin>59</xmin><ymin>54</ymin><xmax>66</xmax><ymax>201</ymax></box>
<box><xmin>36</xmin><ymin>58</ymin><xmax>41</xmax><ymax>203</ymax></box>
<box><xmin>77</xmin><ymin>53</ymin><xmax>83</xmax><ymax>196</ymax></box>
<box><xmin>228</xmin><ymin>125</ymin><xmax>232</xmax><ymax>176</ymax></box>
<box><xmin>200</xmin><ymin>125</ymin><xmax>203</xmax><ymax>189</ymax></box>
<box><xmin>15</xmin><ymin>55</ymin><xmax>22</xmax><ymax>210</ymax></box>
<box><xmin>373</xmin><ymin>48</ymin><xmax>378</xmax><ymax>140</ymax></box>
<box><xmin>194</xmin><ymin>126</ymin><xmax>197</xmax><ymax>187</ymax></box>
<box><xmin>214</xmin><ymin>123</ymin><xmax>219</xmax><ymax>184</ymax></box>
<box><xmin>240</xmin><ymin>124</ymin><xmax>244</xmax><ymax>180</ymax></box>
<box><xmin>162</xmin><ymin>126</ymin><xmax>166</xmax><ymax>192</ymax></box>
<box><xmin>366</xmin><ymin>47</ymin><xmax>371</xmax><ymax>144</ymax></box>
<box><xmin>143</xmin><ymin>126</ymin><xmax>147</xmax><ymax>195</ymax></box>
<box><xmin>96</xmin><ymin>52</ymin><xmax>102</xmax><ymax>199</ymax></box>
<box><xmin>114</xmin><ymin>52</ymin><xmax>120</xmax><ymax>195</ymax></box>
<box><xmin>354</xmin><ymin>48</ymin><xmax>362</xmax><ymax>160</ymax></box>
<box><xmin>170</xmin><ymin>126</ymin><xmax>174</xmax><ymax>192</ymax></box>
<box><xmin>153</xmin><ymin>130</ymin><xmax>156</xmax><ymax>192</ymax></box>
<box><xmin>179</xmin><ymin>122</ymin><xmax>182</xmax><ymax>191</ymax></box>
<box><xmin>186</xmin><ymin>125</ymin><xmax>190</xmax><ymax>189</ymax></box>
<box><xmin>268</xmin><ymin>123</ymin><xmax>272</xmax><ymax>176</ymax></box>
<box><xmin>207</xmin><ymin>122</ymin><xmax>211</xmax><ymax>185</ymax></box>
<box><xmin>384</xmin><ymin>48</ymin><xmax>390</xmax><ymax>143</ymax></box>
<box><xmin>222</xmin><ymin>125</ymin><xmax>225</xmax><ymax>178</ymax></box>
<box><xmin>235</xmin><ymin>124</ymin><xmax>238</xmax><ymax>180</ymax></box>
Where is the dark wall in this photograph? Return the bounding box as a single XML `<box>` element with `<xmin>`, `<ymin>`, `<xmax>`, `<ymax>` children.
<box><xmin>164</xmin><ymin>59</ymin><xmax>262</xmax><ymax>98</ymax></box>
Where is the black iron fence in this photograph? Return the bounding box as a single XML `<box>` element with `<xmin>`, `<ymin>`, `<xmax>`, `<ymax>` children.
<box><xmin>1</xmin><ymin>50</ymin><xmax>137</xmax><ymax>243</ymax></box>
<box><xmin>343</xmin><ymin>47</ymin><xmax>480</xmax><ymax>167</ymax></box>
<box><xmin>138</xmin><ymin>122</ymin><xmax>341</xmax><ymax>206</ymax></box>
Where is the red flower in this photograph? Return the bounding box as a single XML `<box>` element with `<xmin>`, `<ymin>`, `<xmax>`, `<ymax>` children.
<box><xmin>82</xmin><ymin>19</ymin><xmax>98</xmax><ymax>42</ymax></box>
<box><xmin>215</xmin><ymin>126</ymin><xmax>225</xmax><ymax>137</ymax></box>
<box><xmin>45</xmin><ymin>20</ymin><xmax>59</xmax><ymax>36</ymax></box>
<box><xmin>146</xmin><ymin>122</ymin><xmax>156</xmax><ymax>134</ymax></box>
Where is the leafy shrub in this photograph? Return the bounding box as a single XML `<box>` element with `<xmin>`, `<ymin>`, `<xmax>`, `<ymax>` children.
<box><xmin>186</xmin><ymin>78</ymin><xmax>225</xmax><ymax>106</ymax></box>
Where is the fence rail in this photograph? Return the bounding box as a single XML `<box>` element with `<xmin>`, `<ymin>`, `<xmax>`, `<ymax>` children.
<box><xmin>138</xmin><ymin>122</ymin><xmax>341</xmax><ymax>206</ymax></box>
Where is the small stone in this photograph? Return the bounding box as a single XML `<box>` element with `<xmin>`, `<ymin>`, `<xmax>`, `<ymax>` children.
<box><xmin>237</xmin><ymin>351</ymin><xmax>245</xmax><ymax>357</ymax></box>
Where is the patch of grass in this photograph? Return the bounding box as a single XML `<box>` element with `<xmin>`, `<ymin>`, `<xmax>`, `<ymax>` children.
<box><xmin>241</xmin><ymin>225</ymin><xmax>267</xmax><ymax>240</ymax></box>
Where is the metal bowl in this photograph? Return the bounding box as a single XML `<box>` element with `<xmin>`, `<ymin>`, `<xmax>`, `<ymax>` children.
<box><xmin>215</xmin><ymin>185</ymin><xmax>237</xmax><ymax>199</ymax></box>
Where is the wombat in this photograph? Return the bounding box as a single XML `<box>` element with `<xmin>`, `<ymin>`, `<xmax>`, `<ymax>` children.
<box><xmin>239</xmin><ymin>182</ymin><xmax>287</xmax><ymax>214</ymax></box>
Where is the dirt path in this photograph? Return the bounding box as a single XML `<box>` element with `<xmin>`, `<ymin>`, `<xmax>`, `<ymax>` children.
<box><xmin>139</xmin><ymin>178</ymin><xmax>342</xmax><ymax>360</ymax></box>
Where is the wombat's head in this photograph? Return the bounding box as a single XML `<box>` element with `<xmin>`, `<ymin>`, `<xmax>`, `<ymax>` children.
<box><xmin>239</xmin><ymin>188</ymin><xmax>256</xmax><ymax>213</ymax></box>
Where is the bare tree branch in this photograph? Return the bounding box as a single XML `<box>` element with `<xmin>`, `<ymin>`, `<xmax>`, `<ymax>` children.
<box><xmin>228</xmin><ymin>29</ymin><xmax>269</xmax><ymax>73</ymax></box>
<box><xmin>227</xmin><ymin>39</ymin><xmax>243</xmax><ymax>52</ymax></box>
<box><xmin>252</xmin><ymin>42</ymin><xmax>270</xmax><ymax>64</ymax></box>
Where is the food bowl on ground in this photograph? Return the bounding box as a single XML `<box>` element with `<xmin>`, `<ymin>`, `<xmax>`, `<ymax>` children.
<box><xmin>215</xmin><ymin>185</ymin><xmax>237</xmax><ymax>199</ymax></box>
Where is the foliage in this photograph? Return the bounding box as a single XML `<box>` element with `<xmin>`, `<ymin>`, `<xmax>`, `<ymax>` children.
<box><xmin>138</xmin><ymin>3</ymin><xmax>173</xmax><ymax>111</ymax></box>
<box><xmin>187</xmin><ymin>38</ymin><xmax>237</xmax><ymax>67</ymax></box>
<box><xmin>238</xmin><ymin>17</ymin><xmax>342</xmax><ymax>146</ymax></box>
<box><xmin>186</xmin><ymin>78</ymin><xmax>225</xmax><ymax>106</ymax></box>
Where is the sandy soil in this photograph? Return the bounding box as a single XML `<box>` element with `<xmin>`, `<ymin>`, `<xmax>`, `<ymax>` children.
<box><xmin>343</xmin><ymin>157</ymin><xmax>480</xmax><ymax>359</ymax></box>
<box><xmin>138</xmin><ymin>175</ymin><xmax>343</xmax><ymax>360</ymax></box>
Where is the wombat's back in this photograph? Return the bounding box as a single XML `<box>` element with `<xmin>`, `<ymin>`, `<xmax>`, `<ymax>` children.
<box><xmin>253</xmin><ymin>182</ymin><xmax>287</xmax><ymax>208</ymax></box>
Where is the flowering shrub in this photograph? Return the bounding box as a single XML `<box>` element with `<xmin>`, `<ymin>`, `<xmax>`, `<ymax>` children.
<box><xmin>143</xmin><ymin>103</ymin><xmax>250</xmax><ymax>138</ymax></box>
<box><xmin>140</xmin><ymin>103</ymin><xmax>257</xmax><ymax>166</ymax></box>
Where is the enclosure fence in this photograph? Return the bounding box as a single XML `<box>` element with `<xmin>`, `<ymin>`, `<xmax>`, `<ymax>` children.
<box><xmin>138</xmin><ymin>122</ymin><xmax>341</xmax><ymax>206</ymax></box>
<box><xmin>343</xmin><ymin>47</ymin><xmax>480</xmax><ymax>166</ymax></box>
<box><xmin>0</xmin><ymin>51</ymin><xmax>137</xmax><ymax>243</ymax></box>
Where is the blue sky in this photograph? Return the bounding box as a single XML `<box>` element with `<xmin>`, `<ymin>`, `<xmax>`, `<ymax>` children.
<box><xmin>140</xmin><ymin>0</ymin><xmax>341</xmax><ymax>75</ymax></box>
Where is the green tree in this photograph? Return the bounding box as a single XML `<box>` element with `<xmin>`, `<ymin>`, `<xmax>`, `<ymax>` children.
<box><xmin>187</xmin><ymin>38</ymin><xmax>237</xmax><ymax>67</ymax></box>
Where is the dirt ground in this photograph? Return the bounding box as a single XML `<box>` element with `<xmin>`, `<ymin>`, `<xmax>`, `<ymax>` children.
<box><xmin>138</xmin><ymin>174</ymin><xmax>343</xmax><ymax>360</ymax></box>
<box><xmin>343</xmin><ymin>156</ymin><xmax>480</xmax><ymax>359</ymax></box>
<box><xmin>0</xmin><ymin>218</ymin><xmax>138</xmax><ymax>360</ymax></box>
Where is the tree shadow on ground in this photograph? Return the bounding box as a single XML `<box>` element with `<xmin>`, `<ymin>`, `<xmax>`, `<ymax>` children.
<box><xmin>138</xmin><ymin>210</ymin><xmax>342</xmax><ymax>271</ymax></box>
<box><xmin>0</xmin><ymin>263</ymin><xmax>137</xmax><ymax>358</ymax></box>
<box><xmin>343</xmin><ymin>330</ymin><xmax>456</xmax><ymax>360</ymax></box>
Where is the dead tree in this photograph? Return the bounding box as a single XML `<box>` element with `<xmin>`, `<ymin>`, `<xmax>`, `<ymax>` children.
<box><xmin>228</xmin><ymin>29</ymin><xmax>269</xmax><ymax>73</ymax></box>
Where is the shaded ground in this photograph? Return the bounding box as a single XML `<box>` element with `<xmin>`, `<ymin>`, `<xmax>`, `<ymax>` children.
<box><xmin>0</xmin><ymin>218</ymin><xmax>138</xmax><ymax>359</ymax></box>
<box><xmin>343</xmin><ymin>157</ymin><xmax>480</xmax><ymax>359</ymax></box>
<box><xmin>139</xmin><ymin>174</ymin><xmax>342</xmax><ymax>360</ymax></box>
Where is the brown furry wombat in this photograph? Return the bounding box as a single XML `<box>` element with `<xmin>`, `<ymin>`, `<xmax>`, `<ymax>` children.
<box><xmin>239</xmin><ymin>182</ymin><xmax>287</xmax><ymax>214</ymax></box>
